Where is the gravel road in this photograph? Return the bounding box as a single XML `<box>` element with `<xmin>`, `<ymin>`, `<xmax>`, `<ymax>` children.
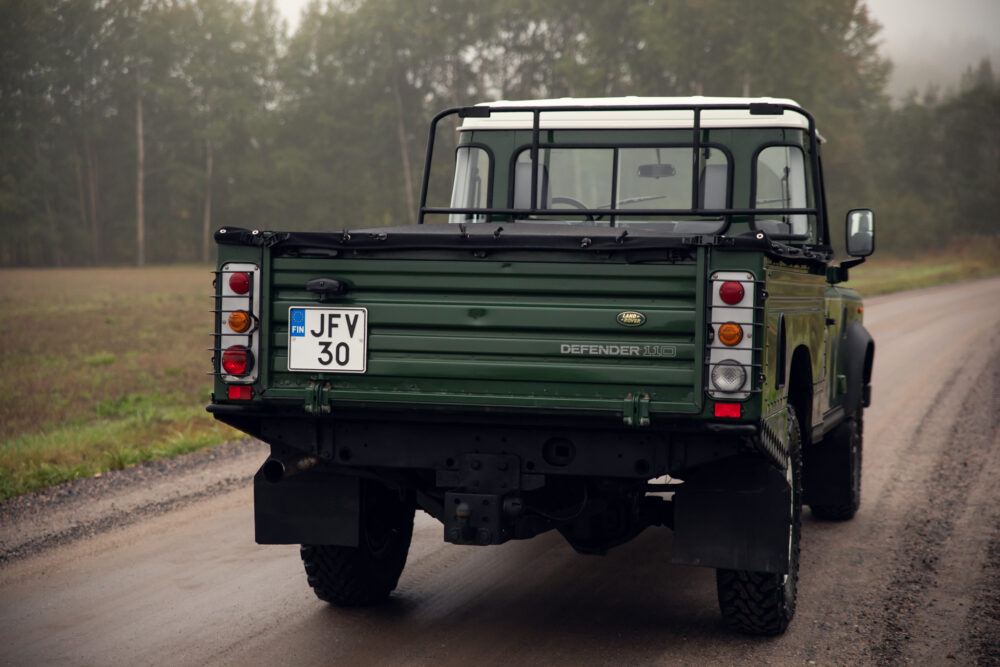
<box><xmin>1</xmin><ymin>276</ymin><xmax>998</xmax><ymax>666</ymax></box>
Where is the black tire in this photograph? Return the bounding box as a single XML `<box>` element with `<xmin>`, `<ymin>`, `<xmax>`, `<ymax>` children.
<box><xmin>716</xmin><ymin>409</ymin><xmax>802</xmax><ymax>636</ymax></box>
<box><xmin>301</xmin><ymin>479</ymin><xmax>415</xmax><ymax>607</ymax></box>
<box><xmin>809</xmin><ymin>406</ymin><xmax>863</xmax><ymax>521</ymax></box>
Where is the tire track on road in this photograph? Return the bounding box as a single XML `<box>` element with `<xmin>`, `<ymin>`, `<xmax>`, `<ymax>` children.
<box><xmin>871</xmin><ymin>342</ymin><xmax>1000</xmax><ymax>663</ymax></box>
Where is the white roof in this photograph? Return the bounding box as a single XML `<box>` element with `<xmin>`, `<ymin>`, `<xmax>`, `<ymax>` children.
<box><xmin>459</xmin><ymin>96</ymin><xmax>815</xmax><ymax>133</ymax></box>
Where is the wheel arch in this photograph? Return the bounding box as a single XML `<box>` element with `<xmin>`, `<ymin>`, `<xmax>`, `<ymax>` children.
<box><xmin>787</xmin><ymin>345</ymin><xmax>813</xmax><ymax>435</ymax></box>
<box><xmin>844</xmin><ymin>321</ymin><xmax>875</xmax><ymax>414</ymax></box>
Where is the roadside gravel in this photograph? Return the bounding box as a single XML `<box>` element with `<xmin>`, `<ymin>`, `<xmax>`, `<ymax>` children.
<box><xmin>0</xmin><ymin>438</ymin><xmax>267</xmax><ymax>563</ymax></box>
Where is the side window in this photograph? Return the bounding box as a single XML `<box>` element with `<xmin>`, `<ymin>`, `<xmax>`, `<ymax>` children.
<box><xmin>449</xmin><ymin>146</ymin><xmax>490</xmax><ymax>223</ymax></box>
<box><xmin>754</xmin><ymin>145</ymin><xmax>812</xmax><ymax>240</ymax></box>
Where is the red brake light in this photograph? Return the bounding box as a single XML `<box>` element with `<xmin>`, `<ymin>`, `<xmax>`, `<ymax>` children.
<box><xmin>714</xmin><ymin>402</ymin><xmax>741</xmax><ymax>418</ymax></box>
<box><xmin>222</xmin><ymin>345</ymin><xmax>253</xmax><ymax>375</ymax></box>
<box><xmin>229</xmin><ymin>272</ymin><xmax>251</xmax><ymax>295</ymax></box>
<box><xmin>719</xmin><ymin>281</ymin><xmax>744</xmax><ymax>305</ymax></box>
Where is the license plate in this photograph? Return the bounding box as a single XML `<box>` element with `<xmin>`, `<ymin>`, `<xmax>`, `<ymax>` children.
<box><xmin>287</xmin><ymin>307</ymin><xmax>368</xmax><ymax>373</ymax></box>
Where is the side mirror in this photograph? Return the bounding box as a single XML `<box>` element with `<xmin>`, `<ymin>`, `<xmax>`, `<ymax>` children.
<box><xmin>846</xmin><ymin>209</ymin><xmax>875</xmax><ymax>257</ymax></box>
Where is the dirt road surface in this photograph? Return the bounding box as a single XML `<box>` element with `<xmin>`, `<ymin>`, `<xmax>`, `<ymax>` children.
<box><xmin>2</xmin><ymin>277</ymin><xmax>998</xmax><ymax>666</ymax></box>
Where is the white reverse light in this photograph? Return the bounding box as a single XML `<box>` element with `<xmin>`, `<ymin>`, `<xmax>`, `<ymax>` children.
<box><xmin>711</xmin><ymin>359</ymin><xmax>747</xmax><ymax>393</ymax></box>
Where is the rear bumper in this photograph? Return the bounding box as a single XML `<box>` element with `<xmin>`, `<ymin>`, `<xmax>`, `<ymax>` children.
<box><xmin>209</xmin><ymin>401</ymin><xmax>753</xmax><ymax>481</ymax></box>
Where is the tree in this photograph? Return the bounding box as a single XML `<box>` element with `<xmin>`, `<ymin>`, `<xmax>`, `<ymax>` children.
<box><xmin>1</xmin><ymin>0</ymin><xmax>991</xmax><ymax>265</ymax></box>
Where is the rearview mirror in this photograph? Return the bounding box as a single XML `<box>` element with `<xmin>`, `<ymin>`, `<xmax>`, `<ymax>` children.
<box><xmin>846</xmin><ymin>209</ymin><xmax>875</xmax><ymax>257</ymax></box>
<box><xmin>637</xmin><ymin>163</ymin><xmax>676</xmax><ymax>179</ymax></box>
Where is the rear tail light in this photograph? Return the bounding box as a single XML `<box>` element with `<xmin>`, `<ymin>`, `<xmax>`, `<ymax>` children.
<box><xmin>719</xmin><ymin>281</ymin><xmax>745</xmax><ymax>305</ymax></box>
<box><xmin>229</xmin><ymin>272</ymin><xmax>251</xmax><ymax>295</ymax></box>
<box><xmin>222</xmin><ymin>345</ymin><xmax>253</xmax><ymax>375</ymax></box>
<box><xmin>708</xmin><ymin>272</ymin><xmax>755</xmax><ymax>399</ymax></box>
<box><xmin>213</xmin><ymin>263</ymin><xmax>261</xmax><ymax>386</ymax></box>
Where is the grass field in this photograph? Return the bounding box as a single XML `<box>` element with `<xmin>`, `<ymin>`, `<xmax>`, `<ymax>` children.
<box><xmin>0</xmin><ymin>266</ymin><xmax>241</xmax><ymax>500</ymax></box>
<box><xmin>0</xmin><ymin>238</ymin><xmax>997</xmax><ymax>501</ymax></box>
<box><xmin>844</xmin><ymin>236</ymin><xmax>1000</xmax><ymax>296</ymax></box>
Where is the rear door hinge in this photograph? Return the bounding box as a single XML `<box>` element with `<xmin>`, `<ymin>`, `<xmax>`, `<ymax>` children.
<box><xmin>305</xmin><ymin>381</ymin><xmax>332</xmax><ymax>414</ymax></box>
<box><xmin>623</xmin><ymin>392</ymin><xmax>651</xmax><ymax>427</ymax></box>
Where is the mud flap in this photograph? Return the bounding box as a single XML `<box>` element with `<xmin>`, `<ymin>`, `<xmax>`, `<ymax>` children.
<box><xmin>254</xmin><ymin>467</ymin><xmax>359</xmax><ymax>545</ymax></box>
<box><xmin>671</xmin><ymin>459</ymin><xmax>791</xmax><ymax>573</ymax></box>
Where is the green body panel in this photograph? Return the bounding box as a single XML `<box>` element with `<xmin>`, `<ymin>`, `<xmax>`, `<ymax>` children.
<box><xmin>760</xmin><ymin>258</ymin><xmax>861</xmax><ymax>439</ymax></box>
<box><xmin>826</xmin><ymin>283</ymin><xmax>865</xmax><ymax>409</ymax></box>
<box><xmin>253</xmin><ymin>253</ymin><xmax>707</xmax><ymax>416</ymax></box>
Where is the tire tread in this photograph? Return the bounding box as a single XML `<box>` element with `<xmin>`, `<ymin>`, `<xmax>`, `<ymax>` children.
<box><xmin>300</xmin><ymin>481</ymin><xmax>414</xmax><ymax>607</ymax></box>
<box><xmin>716</xmin><ymin>410</ymin><xmax>802</xmax><ymax>636</ymax></box>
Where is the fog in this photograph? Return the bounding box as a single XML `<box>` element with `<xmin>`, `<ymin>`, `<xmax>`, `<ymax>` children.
<box><xmin>275</xmin><ymin>0</ymin><xmax>1000</xmax><ymax>100</ymax></box>
<box><xmin>865</xmin><ymin>0</ymin><xmax>1000</xmax><ymax>98</ymax></box>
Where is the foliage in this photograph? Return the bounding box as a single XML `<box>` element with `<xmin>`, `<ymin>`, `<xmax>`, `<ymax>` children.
<box><xmin>865</xmin><ymin>59</ymin><xmax>1000</xmax><ymax>254</ymax></box>
<box><xmin>0</xmin><ymin>0</ymin><xmax>996</xmax><ymax>266</ymax></box>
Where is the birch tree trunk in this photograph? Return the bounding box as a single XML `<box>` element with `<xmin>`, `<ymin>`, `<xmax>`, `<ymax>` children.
<box><xmin>84</xmin><ymin>138</ymin><xmax>101</xmax><ymax>264</ymax></box>
<box><xmin>73</xmin><ymin>149</ymin><xmax>90</xmax><ymax>261</ymax></box>
<box><xmin>201</xmin><ymin>137</ymin><xmax>214</xmax><ymax>263</ymax></box>
<box><xmin>391</xmin><ymin>76</ymin><xmax>416</xmax><ymax>225</ymax></box>
<box><xmin>136</xmin><ymin>83</ymin><xmax>146</xmax><ymax>267</ymax></box>
<box><xmin>35</xmin><ymin>139</ymin><xmax>60</xmax><ymax>266</ymax></box>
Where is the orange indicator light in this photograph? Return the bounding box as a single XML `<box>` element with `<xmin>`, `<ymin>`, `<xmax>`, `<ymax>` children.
<box><xmin>228</xmin><ymin>310</ymin><xmax>252</xmax><ymax>333</ymax></box>
<box><xmin>718</xmin><ymin>322</ymin><xmax>744</xmax><ymax>346</ymax></box>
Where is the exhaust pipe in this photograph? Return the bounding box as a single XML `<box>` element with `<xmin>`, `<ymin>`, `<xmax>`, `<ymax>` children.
<box><xmin>261</xmin><ymin>455</ymin><xmax>318</xmax><ymax>483</ymax></box>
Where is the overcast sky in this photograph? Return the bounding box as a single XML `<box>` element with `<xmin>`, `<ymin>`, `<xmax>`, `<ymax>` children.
<box><xmin>274</xmin><ymin>0</ymin><xmax>1000</xmax><ymax>98</ymax></box>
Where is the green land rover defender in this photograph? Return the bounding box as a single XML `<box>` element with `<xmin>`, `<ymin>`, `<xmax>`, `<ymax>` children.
<box><xmin>209</xmin><ymin>97</ymin><xmax>875</xmax><ymax>635</ymax></box>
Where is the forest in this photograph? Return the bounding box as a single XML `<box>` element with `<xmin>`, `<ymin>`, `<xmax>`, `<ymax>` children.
<box><xmin>1</xmin><ymin>0</ymin><xmax>997</xmax><ymax>267</ymax></box>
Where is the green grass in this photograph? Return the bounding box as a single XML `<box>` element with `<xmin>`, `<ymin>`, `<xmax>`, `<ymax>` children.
<box><xmin>0</xmin><ymin>240</ymin><xmax>997</xmax><ymax>502</ymax></box>
<box><xmin>0</xmin><ymin>402</ymin><xmax>237</xmax><ymax>500</ymax></box>
<box><xmin>844</xmin><ymin>236</ymin><xmax>1000</xmax><ymax>296</ymax></box>
<box><xmin>83</xmin><ymin>351</ymin><xmax>118</xmax><ymax>366</ymax></box>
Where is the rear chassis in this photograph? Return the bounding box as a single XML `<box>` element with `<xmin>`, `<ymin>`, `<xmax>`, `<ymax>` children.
<box><xmin>212</xmin><ymin>401</ymin><xmax>791</xmax><ymax>572</ymax></box>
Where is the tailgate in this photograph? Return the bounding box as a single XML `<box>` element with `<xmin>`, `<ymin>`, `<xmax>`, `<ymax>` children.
<box><xmin>261</xmin><ymin>254</ymin><xmax>705</xmax><ymax>417</ymax></box>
